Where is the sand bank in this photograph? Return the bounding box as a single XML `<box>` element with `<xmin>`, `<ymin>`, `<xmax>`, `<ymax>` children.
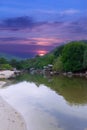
<box><xmin>0</xmin><ymin>81</ymin><xmax>6</xmax><ymax>88</ymax></box>
<box><xmin>0</xmin><ymin>97</ymin><xmax>27</xmax><ymax>130</ymax></box>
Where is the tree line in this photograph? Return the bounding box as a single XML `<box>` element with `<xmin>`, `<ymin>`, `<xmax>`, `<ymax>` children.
<box><xmin>0</xmin><ymin>41</ymin><xmax>87</xmax><ymax>72</ymax></box>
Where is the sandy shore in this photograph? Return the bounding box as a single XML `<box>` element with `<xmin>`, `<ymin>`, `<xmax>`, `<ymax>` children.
<box><xmin>0</xmin><ymin>81</ymin><xmax>6</xmax><ymax>88</ymax></box>
<box><xmin>0</xmin><ymin>97</ymin><xmax>27</xmax><ymax>130</ymax></box>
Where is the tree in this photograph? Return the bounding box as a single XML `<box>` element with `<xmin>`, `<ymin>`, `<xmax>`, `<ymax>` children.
<box><xmin>61</xmin><ymin>41</ymin><xmax>86</xmax><ymax>72</ymax></box>
<box><xmin>1</xmin><ymin>64</ymin><xmax>12</xmax><ymax>70</ymax></box>
<box><xmin>0</xmin><ymin>57</ymin><xmax>8</xmax><ymax>64</ymax></box>
<box><xmin>53</xmin><ymin>45</ymin><xmax>64</xmax><ymax>58</ymax></box>
<box><xmin>10</xmin><ymin>59</ymin><xmax>18</xmax><ymax>67</ymax></box>
<box><xmin>83</xmin><ymin>48</ymin><xmax>87</xmax><ymax>69</ymax></box>
<box><xmin>53</xmin><ymin>56</ymin><xmax>63</xmax><ymax>71</ymax></box>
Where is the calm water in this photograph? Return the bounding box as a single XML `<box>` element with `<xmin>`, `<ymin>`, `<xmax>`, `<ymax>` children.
<box><xmin>0</xmin><ymin>74</ymin><xmax>87</xmax><ymax>130</ymax></box>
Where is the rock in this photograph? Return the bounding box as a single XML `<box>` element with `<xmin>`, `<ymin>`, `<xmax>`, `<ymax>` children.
<box><xmin>0</xmin><ymin>70</ymin><xmax>15</xmax><ymax>79</ymax></box>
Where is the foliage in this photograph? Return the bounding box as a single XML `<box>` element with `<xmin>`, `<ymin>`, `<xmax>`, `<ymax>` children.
<box><xmin>83</xmin><ymin>48</ymin><xmax>87</xmax><ymax>69</ymax></box>
<box><xmin>10</xmin><ymin>59</ymin><xmax>18</xmax><ymax>68</ymax></box>
<box><xmin>0</xmin><ymin>57</ymin><xmax>8</xmax><ymax>64</ymax></box>
<box><xmin>16</xmin><ymin>73</ymin><xmax>87</xmax><ymax>105</ymax></box>
<box><xmin>53</xmin><ymin>56</ymin><xmax>63</xmax><ymax>71</ymax></box>
<box><xmin>61</xmin><ymin>41</ymin><xmax>86</xmax><ymax>72</ymax></box>
<box><xmin>53</xmin><ymin>45</ymin><xmax>64</xmax><ymax>57</ymax></box>
<box><xmin>26</xmin><ymin>54</ymin><xmax>55</xmax><ymax>69</ymax></box>
<box><xmin>0</xmin><ymin>57</ymin><xmax>12</xmax><ymax>70</ymax></box>
<box><xmin>0</xmin><ymin>41</ymin><xmax>87</xmax><ymax>72</ymax></box>
<box><xmin>0</xmin><ymin>64</ymin><xmax>12</xmax><ymax>70</ymax></box>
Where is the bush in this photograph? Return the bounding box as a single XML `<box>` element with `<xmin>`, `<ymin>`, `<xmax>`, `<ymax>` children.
<box><xmin>61</xmin><ymin>41</ymin><xmax>86</xmax><ymax>72</ymax></box>
<box><xmin>0</xmin><ymin>64</ymin><xmax>12</xmax><ymax>70</ymax></box>
<box><xmin>53</xmin><ymin>56</ymin><xmax>63</xmax><ymax>71</ymax></box>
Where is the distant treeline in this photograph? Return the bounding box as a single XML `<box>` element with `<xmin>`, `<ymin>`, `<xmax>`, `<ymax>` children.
<box><xmin>0</xmin><ymin>40</ymin><xmax>87</xmax><ymax>72</ymax></box>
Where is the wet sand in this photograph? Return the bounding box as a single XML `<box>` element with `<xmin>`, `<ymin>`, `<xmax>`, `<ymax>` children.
<box><xmin>0</xmin><ymin>96</ymin><xmax>27</xmax><ymax>130</ymax></box>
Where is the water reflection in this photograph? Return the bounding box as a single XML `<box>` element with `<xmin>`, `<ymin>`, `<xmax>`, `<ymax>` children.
<box><xmin>16</xmin><ymin>74</ymin><xmax>87</xmax><ymax>105</ymax></box>
<box><xmin>0</xmin><ymin>74</ymin><xmax>87</xmax><ymax>130</ymax></box>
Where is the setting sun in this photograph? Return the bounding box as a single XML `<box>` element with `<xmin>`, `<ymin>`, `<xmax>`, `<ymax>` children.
<box><xmin>37</xmin><ymin>50</ymin><xmax>47</xmax><ymax>56</ymax></box>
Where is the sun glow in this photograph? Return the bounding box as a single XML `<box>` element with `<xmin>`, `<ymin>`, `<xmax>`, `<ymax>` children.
<box><xmin>37</xmin><ymin>50</ymin><xmax>47</xmax><ymax>56</ymax></box>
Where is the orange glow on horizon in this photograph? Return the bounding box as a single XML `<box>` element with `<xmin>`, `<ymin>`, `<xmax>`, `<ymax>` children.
<box><xmin>37</xmin><ymin>50</ymin><xmax>47</xmax><ymax>56</ymax></box>
<box><xmin>32</xmin><ymin>37</ymin><xmax>63</xmax><ymax>46</ymax></box>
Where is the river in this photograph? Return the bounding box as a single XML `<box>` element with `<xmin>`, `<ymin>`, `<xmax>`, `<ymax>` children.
<box><xmin>0</xmin><ymin>74</ymin><xmax>87</xmax><ymax>130</ymax></box>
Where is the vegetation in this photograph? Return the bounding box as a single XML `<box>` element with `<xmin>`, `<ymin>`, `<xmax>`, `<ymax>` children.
<box><xmin>0</xmin><ymin>64</ymin><xmax>12</xmax><ymax>70</ymax></box>
<box><xmin>83</xmin><ymin>48</ymin><xmax>87</xmax><ymax>69</ymax></box>
<box><xmin>53</xmin><ymin>44</ymin><xmax>64</xmax><ymax>58</ymax></box>
<box><xmin>16</xmin><ymin>73</ymin><xmax>87</xmax><ymax>105</ymax></box>
<box><xmin>53</xmin><ymin>56</ymin><xmax>63</xmax><ymax>71</ymax></box>
<box><xmin>0</xmin><ymin>40</ymin><xmax>87</xmax><ymax>72</ymax></box>
<box><xmin>0</xmin><ymin>57</ymin><xmax>8</xmax><ymax>64</ymax></box>
<box><xmin>61</xmin><ymin>41</ymin><xmax>86</xmax><ymax>72</ymax></box>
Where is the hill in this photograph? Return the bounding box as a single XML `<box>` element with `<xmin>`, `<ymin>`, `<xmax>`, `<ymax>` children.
<box><xmin>0</xmin><ymin>53</ymin><xmax>23</xmax><ymax>61</ymax></box>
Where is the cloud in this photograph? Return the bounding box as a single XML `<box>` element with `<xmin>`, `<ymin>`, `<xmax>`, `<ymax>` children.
<box><xmin>0</xmin><ymin>16</ymin><xmax>35</xmax><ymax>31</ymax></box>
<box><xmin>0</xmin><ymin>16</ymin><xmax>87</xmax><ymax>58</ymax></box>
<box><xmin>0</xmin><ymin>37</ymin><xmax>37</xmax><ymax>45</ymax></box>
<box><xmin>0</xmin><ymin>37</ymin><xmax>23</xmax><ymax>42</ymax></box>
<box><xmin>0</xmin><ymin>15</ymin><xmax>85</xmax><ymax>34</ymax></box>
<box><xmin>0</xmin><ymin>16</ymin><xmax>87</xmax><ymax>48</ymax></box>
<box><xmin>32</xmin><ymin>37</ymin><xmax>63</xmax><ymax>46</ymax></box>
<box><xmin>60</xmin><ymin>9</ymin><xmax>80</xmax><ymax>15</ymax></box>
<box><xmin>32</xmin><ymin>9</ymin><xmax>59</xmax><ymax>14</ymax></box>
<box><xmin>0</xmin><ymin>37</ymin><xmax>63</xmax><ymax>47</ymax></box>
<box><xmin>67</xmin><ymin>17</ymin><xmax>87</xmax><ymax>34</ymax></box>
<box><xmin>0</xmin><ymin>8</ymin><xmax>81</xmax><ymax>31</ymax></box>
<box><xmin>0</xmin><ymin>16</ymin><xmax>55</xmax><ymax>31</ymax></box>
<box><xmin>28</xmin><ymin>9</ymin><xmax>80</xmax><ymax>15</ymax></box>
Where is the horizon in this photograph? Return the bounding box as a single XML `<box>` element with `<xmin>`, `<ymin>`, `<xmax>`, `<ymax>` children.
<box><xmin>0</xmin><ymin>0</ymin><xmax>87</xmax><ymax>58</ymax></box>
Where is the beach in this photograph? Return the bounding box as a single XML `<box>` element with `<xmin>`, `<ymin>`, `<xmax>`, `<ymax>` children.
<box><xmin>0</xmin><ymin>81</ymin><xmax>6</xmax><ymax>88</ymax></box>
<box><xmin>0</xmin><ymin>96</ymin><xmax>27</xmax><ymax>130</ymax></box>
<box><xmin>0</xmin><ymin>77</ymin><xmax>27</xmax><ymax>130</ymax></box>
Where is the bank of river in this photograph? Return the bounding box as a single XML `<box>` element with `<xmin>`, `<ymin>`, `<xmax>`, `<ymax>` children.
<box><xmin>0</xmin><ymin>74</ymin><xmax>87</xmax><ymax>130</ymax></box>
<box><xmin>0</xmin><ymin>96</ymin><xmax>26</xmax><ymax>130</ymax></box>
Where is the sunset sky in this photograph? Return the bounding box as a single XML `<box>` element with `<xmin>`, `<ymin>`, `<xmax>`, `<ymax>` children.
<box><xmin>0</xmin><ymin>0</ymin><xmax>87</xmax><ymax>58</ymax></box>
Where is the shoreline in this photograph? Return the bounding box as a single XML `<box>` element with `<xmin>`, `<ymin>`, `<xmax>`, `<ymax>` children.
<box><xmin>0</xmin><ymin>96</ymin><xmax>27</xmax><ymax>130</ymax></box>
<box><xmin>0</xmin><ymin>81</ymin><xmax>6</xmax><ymax>88</ymax></box>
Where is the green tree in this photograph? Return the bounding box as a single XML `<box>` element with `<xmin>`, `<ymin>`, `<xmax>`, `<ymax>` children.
<box><xmin>53</xmin><ymin>56</ymin><xmax>63</xmax><ymax>71</ymax></box>
<box><xmin>61</xmin><ymin>41</ymin><xmax>86</xmax><ymax>72</ymax></box>
<box><xmin>1</xmin><ymin>64</ymin><xmax>12</xmax><ymax>70</ymax></box>
<box><xmin>10</xmin><ymin>59</ymin><xmax>18</xmax><ymax>67</ymax></box>
<box><xmin>0</xmin><ymin>57</ymin><xmax>8</xmax><ymax>64</ymax></box>
<box><xmin>28</xmin><ymin>54</ymin><xmax>55</xmax><ymax>69</ymax></box>
<box><xmin>83</xmin><ymin>48</ymin><xmax>87</xmax><ymax>69</ymax></box>
<box><xmin>53</xmin><ymin>45</ymin><xmax>64</xmax><ymax>58</ymax></box>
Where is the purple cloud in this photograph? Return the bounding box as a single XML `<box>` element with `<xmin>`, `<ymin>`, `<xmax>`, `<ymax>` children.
<box><xmin>0</xmin><ymin>16</ymin><xmax>86</xmax><ymax>37</ymax></box>
<box><xmin>0</xmin><ymin>16</ymin><xmax>35</xmax><ymax>31</ymax></box>
<box><xmin>0</xmin><ymin>16</ymin><xmax>87</xmax><ymax>58</ymax></box>
<box><xmin>67</xmin><ymin>17</ymin><xmax>87</xmax><ymax>34</ymax></box>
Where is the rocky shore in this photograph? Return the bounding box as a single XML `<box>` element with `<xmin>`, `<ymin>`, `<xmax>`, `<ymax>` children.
<box><xmin>0</xmin><ymin>70</ymin><xmax>20</xmax><ymax>79</ymax></box>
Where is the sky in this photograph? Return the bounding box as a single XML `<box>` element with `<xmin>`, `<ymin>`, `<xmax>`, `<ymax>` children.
<box><xmin>0</xmin><ymin>0</ymin><xmax>87</xmax><ymax>58</ymax></box>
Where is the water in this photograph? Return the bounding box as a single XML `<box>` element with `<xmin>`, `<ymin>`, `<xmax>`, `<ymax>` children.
<box><xmin>0</xmin><ymin>74</ymin><xmax>87</xmax><ymax>130</ymax></box>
